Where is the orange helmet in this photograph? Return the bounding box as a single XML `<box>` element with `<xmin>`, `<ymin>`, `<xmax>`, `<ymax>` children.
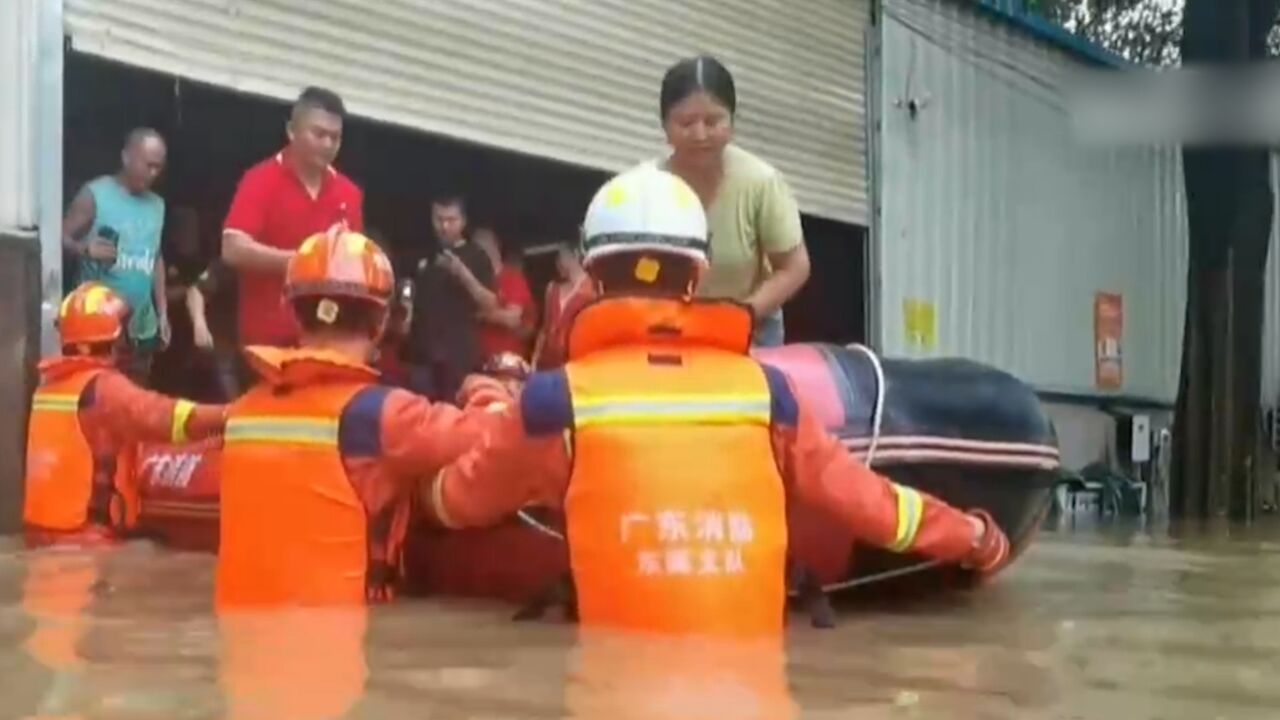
<box><xmin>57</xmin><ymin>282</ymin><xmax>131</xmax><ymax>346</ymax></box>
<box><xmin>285</xmin><ymin>227</ymin><xmax>394</xmax><ymax>307</ymax></box>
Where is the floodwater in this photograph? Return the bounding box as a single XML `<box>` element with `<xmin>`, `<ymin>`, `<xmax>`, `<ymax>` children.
<box><xmin>0</xmin><ymin>523</ymin><xmax>1276</xmax><ymax>720</ymax></box>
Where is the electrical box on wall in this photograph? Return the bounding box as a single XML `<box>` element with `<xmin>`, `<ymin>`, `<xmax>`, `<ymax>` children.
<box><xmin>1113</xmin><ymin>411</ymin><xmax>1153</xmax><ymax>467</ymax></box>
<box><xmin>1130</xmin><ymin>414</ymin><xmax>1151</xmax><ymax>463</ymax></box>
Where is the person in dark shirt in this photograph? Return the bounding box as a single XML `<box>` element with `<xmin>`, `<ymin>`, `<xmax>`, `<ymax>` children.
<box><xmin>150</xmin><ymin>207</ymin><xmax>235</xmax><ymax>402</ymax></box>
<box><xmin>401</xmin><ymin>195</ymin><xmax>498</xmax><ymax>403</ymax></box>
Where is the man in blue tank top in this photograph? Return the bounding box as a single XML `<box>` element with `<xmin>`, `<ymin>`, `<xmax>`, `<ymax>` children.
<box><xmin>62</xmin><ymin>128</ymin><xmax>170</xmax><ymax>384</ymax></box>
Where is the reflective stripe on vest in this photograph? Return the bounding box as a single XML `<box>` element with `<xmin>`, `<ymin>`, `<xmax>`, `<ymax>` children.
<box><xmin>24</xmin><ymin>370</ymin><xmax>111</xmax><ymax>533</ymax></box>
<box><xmin>224</xmin><ymin>417</ymin><xmax>340</xmax><ymax>446</ymax></box>
<box><xmin>890</xmin><ymin>484</ymin><xmax>925</xmax><ymax>552</ymax></box>
<box><xmin>216</xmin><ymin>374</ymin><xmax>375</xmax><ymax>609</ymax></box>
<box><xmin>562</xmin><ymin>341</ymin><xmax>788</xmax><ymax>637</ymax></box>
<box><xmin>31</xmin><ymin>394</ymin><xmax>80</xmax><ymax>413</ymax></box>
<box><xmin>572</xmin><ymin>392</ymin><xmax>771</xmax><ymax>428</ymax></box>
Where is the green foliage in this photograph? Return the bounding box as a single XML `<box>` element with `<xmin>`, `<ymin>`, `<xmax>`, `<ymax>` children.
<box><xmin>1024</xmin><ymin>0</ymin><xmax>1280</xmax><ymax>65</ymax></box>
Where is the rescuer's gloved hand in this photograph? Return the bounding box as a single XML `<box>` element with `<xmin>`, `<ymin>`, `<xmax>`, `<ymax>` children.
<box><xmin>457</xmin><ymin>374</ymin><xmax>514</xmax><ymax>412</ymax></box>
<box><xmin>960</xmin><ymin>509</ymin><xmax>1010</xmax><ymax>576</ymax></box>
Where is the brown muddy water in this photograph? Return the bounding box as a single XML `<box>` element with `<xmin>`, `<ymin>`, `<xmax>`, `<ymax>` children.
<box><xmin>0</xmin><ymin>524</ymin><xmax>1276</xmax><ymax>719</ymax></box>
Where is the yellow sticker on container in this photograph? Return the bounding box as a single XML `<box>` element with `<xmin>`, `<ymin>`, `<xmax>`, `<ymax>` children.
<box><xmin>634</xmin><ymin>256</ymin><xmax>661</xmax><ymax>283</ymax></box>
<box><xmin>903</xmin><ymin>297</ymin><xmax>937</xmax><ymax>351</ymax></box>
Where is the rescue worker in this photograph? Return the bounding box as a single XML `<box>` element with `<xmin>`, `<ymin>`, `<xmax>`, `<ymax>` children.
<box><xmin>214</xmin><ymin>227</ymin><xmax>506</xmax><ymax>608</ymax></box>
<box><xmin>425</xmin><ymin>165</ymin><xmax>1012</xmax><ymax>639</ymax></box>
<box><xmin>24</xmin><ymin>282</ymin><xmax>227</xmax><ymax>548</ymax></box>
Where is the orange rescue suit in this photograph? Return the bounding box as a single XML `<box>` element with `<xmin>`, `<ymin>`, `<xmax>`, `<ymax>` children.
<box><xmin>215</xmin><ymin>346</ymin><xmax>496</xmax><ymax>608</ymax></box>
<box><xmin>562</xmin><ymin>302</ymin><xmax>789</xmax><ymax>637</ymax></box>
<box><xmin>24</xmin><ymin>355</ymin><xmax>225</xmax><ymax>544</ymax></box>
<box><xmin>429</xmin><ymin>296</ymin><xmax>990</xmax><ymax>638</ymax></box>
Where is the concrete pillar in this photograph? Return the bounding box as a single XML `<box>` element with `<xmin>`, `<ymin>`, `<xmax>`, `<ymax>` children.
<box><xmin>0</xmin><ymin>0</ymin><xmax>63</xmax><ymax>534</ymax></box>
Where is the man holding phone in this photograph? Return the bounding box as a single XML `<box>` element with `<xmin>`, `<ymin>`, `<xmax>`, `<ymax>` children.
<box><xmin>62</xmin><ymin>127</ymin><xmax>170</xmax><ymax>384</ymax></box>
<box><xmin>401</xmin><ymin>195</ymin><xmax>499</xmax><ymax>403</ymax></box>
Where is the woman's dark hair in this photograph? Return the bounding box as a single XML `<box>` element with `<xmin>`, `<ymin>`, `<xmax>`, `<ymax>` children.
<box><xmin>293</xmin><ymin>296</ymin><xmax>385</xmax><ymax>337</ymax></box>
<box><xmin>660</xmin><ymin>54</ymin><xmax>737</xmax><ymax>120</ymax></box>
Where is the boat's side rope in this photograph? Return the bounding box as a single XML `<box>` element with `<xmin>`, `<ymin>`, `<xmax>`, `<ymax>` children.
<box><xmin>518</xmin><ymin>509</ymin><xmax>566</xmax><ymax>540</ymax></box>
<box><xmin>801</xmin><ymin>559</ymin><xmax>943</xmax><ymax>595</ymax></box>
<box><xmin>844</xmin><ymin>342</ymin><xmax>886</xmax><ymax>467</ymax></box>
<box><xmin>797</xmin><ymin>344</ymin><xmax>936</xmax><ymax>594</ymax></box>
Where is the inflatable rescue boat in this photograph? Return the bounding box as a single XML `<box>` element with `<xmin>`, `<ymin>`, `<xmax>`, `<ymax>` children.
<box><xmin>134</xmin><ymin>342</ymin><xmax>1060</xmax><ymax>607</ymax></box>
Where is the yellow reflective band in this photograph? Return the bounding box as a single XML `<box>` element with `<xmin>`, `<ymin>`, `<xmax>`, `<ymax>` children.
<box><xmin>890</xmin><ymin>484</ymin><xmax>925</xmax><ymax>552</ymax></box>
<box><xmin>31</xmin><ymin>394</ymin><xmax>80</xmax><ymax>413</ymax></box>
<box><xmin>571</xmin><ymin>392</ymin><xmax>771</xmax><ymax>428</ymax></box>
<box><xmin>224</xmin><ymin>416</ymin><xmax>339</xmax><ymax>447</ymax></box>
<box><xmin>171</xmin><ymin>400</ymin><xmax>196</xmax><ymax>444</ymax></box>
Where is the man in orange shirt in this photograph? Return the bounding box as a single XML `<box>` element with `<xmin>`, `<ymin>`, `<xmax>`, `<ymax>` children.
<box><xmin>425</xmin><ymin>166</ymin><xmax>1010</xmax><ymax>639</ymax></box>
<box><xmin>25</xmin><ymin>282</ymin><xmax>227</xmax><ymax>547</ymax></box>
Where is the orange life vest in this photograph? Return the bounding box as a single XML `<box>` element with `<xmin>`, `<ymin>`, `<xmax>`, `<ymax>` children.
<box><xmin>215</xmin><ymin>346</ymin><xmax>380</xmax><ymax>608</ymax></box>
<box><xmin>24</xmin><ymin>356</ymin><xmax>137</xmax><ymax>538</ymax></box>
<box><xmin>561</xmin><ymin>296</ymin><xmax>790</xmax><ymax>638</ymax></box>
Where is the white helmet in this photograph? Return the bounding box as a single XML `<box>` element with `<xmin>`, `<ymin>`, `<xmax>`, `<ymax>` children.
<box><xmin>580</xmin><ymin>164</ymin><xmax>709</xmax><ymax>268</ymax></box>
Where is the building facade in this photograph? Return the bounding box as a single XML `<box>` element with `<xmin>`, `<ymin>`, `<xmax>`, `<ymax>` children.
<box><xmin>5</xmin><ymin>0</ymin><xmax>1280</xmax><ymax>483</ymax></box>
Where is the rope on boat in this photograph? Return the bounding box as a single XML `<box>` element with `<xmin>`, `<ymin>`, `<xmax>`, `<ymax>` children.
<box><xmin>804</xmin><ymin>559</ymin><xmax>943</xmax><ymax>595</ymax></box>
<box><xmin>845</xmin><ymin>343</ymin><xmax>886</xmax><ymax>466</ymax></box>
<box><xmin>518</xmin><ymin>510</ymin><xmax>566</xmax><ymax>540</ymax></box>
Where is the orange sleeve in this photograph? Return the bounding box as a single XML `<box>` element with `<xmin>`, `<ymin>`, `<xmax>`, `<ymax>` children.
<box><xmin>376</xmin><ymin>388</ymin><xmax>502</xmax><ymax>476</ymax></box>
<box><xmin>86</xmin><ymin>371</ymin><xmax>227</xmax><ymax>450</ymax></box>
<box><xmin>775</xmin><ymin>403</ymin><xmax>981</xmax><ymax>564</ymax></box>
<box><xmin>424</xmin><ymin>406</ymin><xmax>571</xmax><ymax>529</ymax></box>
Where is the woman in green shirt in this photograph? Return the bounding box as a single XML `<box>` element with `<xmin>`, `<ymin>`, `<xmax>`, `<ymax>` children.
<box><xmin>655</xmin><ymin>54</ymin><xmax>812</xmax><ymax>346</ymax></box>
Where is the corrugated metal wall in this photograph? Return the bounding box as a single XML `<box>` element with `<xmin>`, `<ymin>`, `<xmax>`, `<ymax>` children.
<box><xmin>1261</xmin><ymin>156</ymin><xmax>1280</xmax><ymax>408</ymax></box>
<box><xmin>0</xmin><ymin>0</ymin><xmax>39</xmax><ymax>231</ymax></box>
<box><xmin>64</xmin><ymin>0</ymin><xmax>871</xmax><ymax>225</ymax></box>
<box><xmin>877</xmin><ymin>0</ymin><xmax>1188</xmax><ymax>402</ymax></box>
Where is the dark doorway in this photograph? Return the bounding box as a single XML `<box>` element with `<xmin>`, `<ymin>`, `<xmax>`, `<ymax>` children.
<box><xmin>62</xmin><ymin>51</ymin><xmax>868</xmax><ymax>394</ymax></box>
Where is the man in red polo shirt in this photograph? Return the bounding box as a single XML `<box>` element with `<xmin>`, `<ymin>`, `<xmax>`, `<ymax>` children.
<box><xmin>473</xmin><ymin>226</ymin><xmax>536</xmax><ymax>362</ymax></box>
<box><xmin>222</xmin><ymin>86</ymin><xmax>364</xmax><ymax>352</ymax></box>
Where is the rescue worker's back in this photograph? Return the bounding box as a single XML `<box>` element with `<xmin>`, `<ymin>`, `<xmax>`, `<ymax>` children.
<box><xmin>214</xmin><ymin>229</ymin><xmax>505</xmax><ymax>608</ymax></box>
<box><xmin>426</xmin><ymin>166</ymin><xmax>1011</xmax><ymax>638</ymax></box>
<box><xmin>564</xmin><ymin>300</ymin><xmax>788</xmax><ymax>636</ymax></box>
<box><xmin>24</xmin><ymin>282</ymin><xmax>226</xmax><ymax>546</ymax></box>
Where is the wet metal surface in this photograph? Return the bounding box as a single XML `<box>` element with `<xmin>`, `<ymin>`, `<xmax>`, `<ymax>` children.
<box><xmin>0</xmin><ymin>524</ymin><xmax>1275</xmax><ymax>719</ymax></box>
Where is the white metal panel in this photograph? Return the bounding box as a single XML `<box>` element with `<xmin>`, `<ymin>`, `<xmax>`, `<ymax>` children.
<box><xmin>878</xmin><ymin>0</ymin><xmax>1188</xmax><ymax>402</ymax></box>
<box><xmin>38</xmin><ymin>0</ymin><xmax>67</xmax><ymax>358</ymax></box>
<box><xmin>1261</xmin><ymin>155</ymin><xmax>1280</xmax><ymax>407</ymax></box>
<box><xmin>0</xmin><ymin>0</ymin><xmax>39</xmax><ymax>231</ymax></box>
<box><xmin>64</xmin><ymin>0</ymin><xmax>871</xmax><ymax>225</ymax></box>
